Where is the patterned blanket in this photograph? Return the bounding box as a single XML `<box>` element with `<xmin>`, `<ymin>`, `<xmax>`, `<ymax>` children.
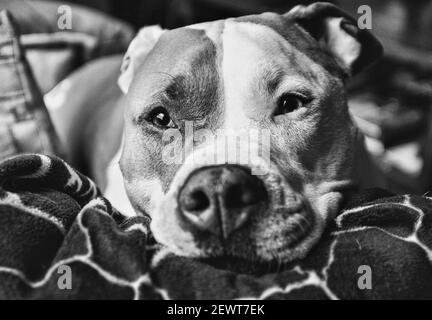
<box><xmin>0</xmin><ymin>154</ymin><xmax>431</xmax><ymax>299</ymax></box>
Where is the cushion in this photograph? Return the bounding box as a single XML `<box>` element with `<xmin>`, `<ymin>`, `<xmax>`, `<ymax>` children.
<box><xmin>0</xmin><ymin>0</ymin><xmax>134</xmax><ymax>93</ymax></box>
<box><xmin>0</xmin><ymin>10</ymin><xmax>63</xmax><ymax>160</ymax></box>
<box><xmin>0</xmin><ymin>154</ymin><xmax>431</xmax><ymax>299</ymax></box>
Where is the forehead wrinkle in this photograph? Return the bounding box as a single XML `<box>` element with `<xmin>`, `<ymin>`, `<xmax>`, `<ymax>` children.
<box><xmin>163</xmin><ymin>75</ymin><xmax>187</xmax><ymax>100</ymax></box>
<box><xmin>128</xmin><ymin>70</ymin><xmax>176</xmax><ymax>106</ymax></box>
<box><xmin>140</xmin><ymin>52</ymin><xmax>220</xmax><ymax>114</ymax></box>
<box><xmin>260</xmin><ymin>67</ymin><xmax>285</xmax><ymax>96</ymax></box>
<box><xmin>254</xmin><ymin>53</ymin><xmax>315</xmax><ymax>98</ymax></box>
<box><xmin>146</xmin><ymin>71</ymin><xmax>199</xmax><ymax>103</ymax></box>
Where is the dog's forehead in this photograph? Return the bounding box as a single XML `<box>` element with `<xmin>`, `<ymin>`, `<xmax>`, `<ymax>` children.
<box><xmin>129</xmin><ymin>14</ymin><xmax>337</xmax><ymax>121</ymax></box>
<box><xmin>135</xmin><ymin>13</ymin><xmax>324</xmax><ymax>84</ymax></box>
<box><xmin>187</xmin><ymin>12</ymin><xmax>303</xmax><ymax>46</ymax></box>
<box><xmin>186</xmin><ymin>13</ymin><xmax>331</xmax><ymax>70</ymax></box>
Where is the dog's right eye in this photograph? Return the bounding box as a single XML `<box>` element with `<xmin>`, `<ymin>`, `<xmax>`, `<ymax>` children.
<box><xmin>147</xmin><ymin>107</ymin><xmax>176</xmax><ymax>129</ymax></box>
<box><xmin>273</xmin><ymin>93</ymin><xmax>309</xmax><ymax>117</ymax></box>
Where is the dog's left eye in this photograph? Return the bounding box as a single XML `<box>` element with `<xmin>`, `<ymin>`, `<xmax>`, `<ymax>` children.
<box><xmin>274</xmin><ymin>93</ymin><xmax>309</xmax><ymax>117</ymax></box>
<box><xmin>148</xmin><ymin>107</ymin><xmax>176</xmax><ymax>129</ymax></box>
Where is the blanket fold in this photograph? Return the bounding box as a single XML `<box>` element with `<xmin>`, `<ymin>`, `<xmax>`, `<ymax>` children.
<box><xmin>0</xmin><ymin>154</ymin><xmax>431</xmax><ymax>299</ymax></box>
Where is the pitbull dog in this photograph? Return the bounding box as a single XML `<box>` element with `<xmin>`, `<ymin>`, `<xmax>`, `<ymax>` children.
<box><xmin>47</xmin><ymin>2</ymin><xmax>383</xmax><ymax>265</ymax></box>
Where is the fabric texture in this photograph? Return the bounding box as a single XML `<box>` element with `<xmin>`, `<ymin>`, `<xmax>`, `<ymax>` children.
<box><xmin>0</xmin><ymin>10</ymin><xmax>64</xmax><ymax>160</ymax></box>
<box><xmin>0</xmin><ymin>0</ymin><xmax>134</xmax><ymax>93</ymax></box>
<box><xmin>0</xmin><ymin>2</ymin><xmax>134</xmax><ymax>161</ymax></box>
<box><xmin>0</xmin><ymin>154</ymin><xmax>431</xmax><ymax>299</ymax></box>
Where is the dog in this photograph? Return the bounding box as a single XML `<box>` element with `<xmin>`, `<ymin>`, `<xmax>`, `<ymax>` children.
<box><xmin>46</xmin><ymin>2</ymin><xmax>383</xmax><ymax>265</ymax></box>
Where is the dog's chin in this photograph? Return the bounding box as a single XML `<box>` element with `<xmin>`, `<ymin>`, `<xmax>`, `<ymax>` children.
<box><xmin>194</xmin><ymin>210</ymin><xmax>322</xmax><ymax>275</ymax></box>
<box><xmin>152</xmin><ymin>205</ymin><xmax>325</xmax><ymax>276</ymax></box>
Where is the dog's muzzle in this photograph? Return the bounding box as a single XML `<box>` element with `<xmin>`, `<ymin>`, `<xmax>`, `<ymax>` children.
<box><xmin>178</xmin><ymin>165</ymin><xmax>268</xmax><ymax>240</ymax></box>
<box><xmin>150</xmin><ymin>143</ymin><xmax>332</xmax><ymax>266</ymax></box>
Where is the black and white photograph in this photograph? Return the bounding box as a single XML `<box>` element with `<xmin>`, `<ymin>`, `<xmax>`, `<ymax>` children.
<box><xmin>0</xmin><ymin>0</ymin><xmax>431</xmax><ymax>303</ymax></box>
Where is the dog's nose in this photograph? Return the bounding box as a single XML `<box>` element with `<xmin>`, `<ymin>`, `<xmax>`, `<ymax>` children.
<box><xmin>178</xmin><ymin>165</ymin><xmax>268</xmax><ymax>239</ymax></box>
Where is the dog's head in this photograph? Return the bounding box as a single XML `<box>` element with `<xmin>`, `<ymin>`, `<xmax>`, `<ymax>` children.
<box><xmin>118</xmin><ymin>2</ymin><xmax>382</xmax><ymax>264</ymax></box>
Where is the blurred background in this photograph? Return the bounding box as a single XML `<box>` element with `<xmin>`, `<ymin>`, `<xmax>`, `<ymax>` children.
<box><xmin>1</xmin><ymin>0</ymin><xmax>432</xmax><ymax>194</ymax></box>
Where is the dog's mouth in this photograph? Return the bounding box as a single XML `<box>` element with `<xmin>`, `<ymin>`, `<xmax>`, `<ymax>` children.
<box><xmin>150</xmin><ymin>163</ymin><xmax>329</xmax><ymax>267</ymax></box>
<box><xmin>194</xmin><ymin>208</ymin><xmax>315</xmax><ymax>275</ymax></box>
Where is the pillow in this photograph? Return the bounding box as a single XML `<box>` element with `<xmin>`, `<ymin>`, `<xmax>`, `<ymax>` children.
<box><xmin>0</xmin><ymin>1</ymin><xmax>135</xmax><ymax>159</ymax></box>
<box><xmin>0</xmin><ymin>10</ymin><xmax>64</xmax><ymax>160</ymax></box>
<box><xmin>0</xmin><ymin>0</ymin><xmax>135</xmax><ymax>93</ymax></box>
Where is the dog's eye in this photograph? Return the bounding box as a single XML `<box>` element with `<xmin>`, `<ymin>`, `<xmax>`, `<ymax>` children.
<box><xmin>148</xmin><ymin>107</ymin><xmax>176</xmax><ymax>129</ymax></box>
<box><xmin>274</xmin><ymin>93</ymin><xmax>308</xmax><ymax>116</ymax></box>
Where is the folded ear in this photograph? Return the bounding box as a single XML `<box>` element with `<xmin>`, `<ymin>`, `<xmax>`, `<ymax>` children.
<box><xmin>285</xmin><ymin>2</ymin><xmax>383</xmax><ymax>75</ymax></box>
<box><xmin>118</xmin><ymin>25</ymin><xmax>165</xmax><ymax>94</ymax></box>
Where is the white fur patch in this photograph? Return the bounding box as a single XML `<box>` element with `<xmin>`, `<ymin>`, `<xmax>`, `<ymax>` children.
<box><xmin>104</xmin><ymin>144</ymin><xmax>136</xmax><ymax>217</ymax></box>
<box><xmin>118</xmin><ymin>25</ymin><xmax>165</xmax><ymax>94</ymax></box>
<box><xmin>187</xmin><ymin>21</ymin><xmax>223</xmax><ymax>44</ymax></box>
<box><xmin>221</xmin><ymin>21</ymin><xmax>324</xmax><ymax>130</ymax></box>
<box><xmin>324</xmin><ymin>17</ymin><xmax>361</xmax><ymax>71</ymax></box>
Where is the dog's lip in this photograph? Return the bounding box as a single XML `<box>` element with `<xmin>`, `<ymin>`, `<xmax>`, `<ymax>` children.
<box><xmin>196</xmin><ymin>214</ymin><xmax>312</xmax><ymax>275</ymax></box>
<box><xmin>193</xmin><ymin>208</ymin><xmax>314</xmax><ymax>263</ymax></box>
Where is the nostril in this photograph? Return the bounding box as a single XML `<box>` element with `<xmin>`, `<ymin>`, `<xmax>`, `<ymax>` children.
<box><xmin>225</xmin><ymin>185</ymin><xmax>244</xmax><ymax>209</ymax></box>
<box><xmin>181</xmin><ymin>189</ymin><xmax>210</xmax><ymax>212</ymax></box>
<box><xmin>225</xmin><ymin>181</ymin><xmax>267</xmax><ymax>209</ymax></box>
<box><xmin>241</xmin><ymin>190</ymin><xmax>257</xmax><ymax>206</ymax></box>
